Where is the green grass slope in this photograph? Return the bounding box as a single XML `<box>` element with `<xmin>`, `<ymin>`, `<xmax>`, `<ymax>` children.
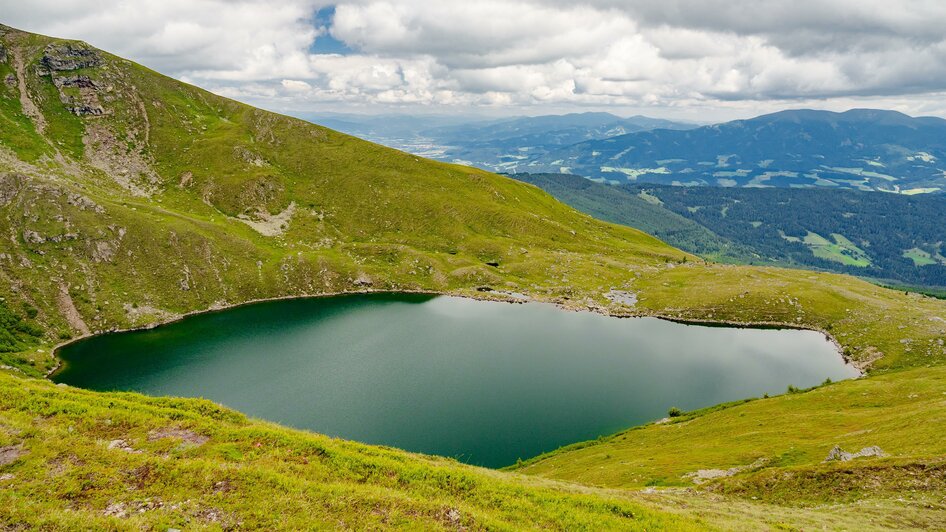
<box><xmin>0</xmin><ymin>372</ymin><xmax>708</xmax><ymax>530</ymax></box>
<box><xmin>0</xmin><ymin>24</ymin><xmax>945</xmax><ymax>529</ymax></box>
<box><xmin>509</xmin><ymin>173</ymin><xmax>754</xmax><ymax>263</ymax></box>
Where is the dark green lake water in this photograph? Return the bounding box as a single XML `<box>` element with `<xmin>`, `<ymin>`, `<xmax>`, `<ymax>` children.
<box><xmin>55</xmin><ymin>294</ymin><xmax>858</xmax><ymax>467</ymax></box>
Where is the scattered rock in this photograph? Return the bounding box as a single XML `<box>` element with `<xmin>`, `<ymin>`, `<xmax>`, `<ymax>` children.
<box><xmin>605</xmin><ymin>289</ymin><xmax>638</xmax><ymax>307</ymax></box>
<box><xmin>440</xmin><ymin>507</ymin><xmax>463</xmax><ymax>527</ymax></box>
<box><xmin>852</xmin><ymin>346</ymin><xmax>884</xmax><ymax>371</ymax></box>
<box><xmin>148</xmin><ymin>427</ymin><xmax>209</xmax><ymax>447</ymax></box>
<box><xmin>92</xmin><ymin>240</ymin><xmax>118</xmax><ymax>262</ymax></box>
<box><xmin>233</xmin><ymin>146</ymin><xmax>267</xmax><ymax>167</ymax></box>
<box><xmin>0</xmin><ymin>445</ymin><xmax>24</xmax><ymax>466</ymax></box>
<box><xmin>107</xmin><ymin>439</ymin><xmax>138</xmax><ymax>453</ymax></box>
<box><xmin>2</xmin><ymin>74</ymin><xmax>13</xmax><ymax>88</ymax></box>
<box><xmin>0</xmin><ymin>473</ymin><xmax>14</xmax><ymax>481</ymax></box>
<box><xmin>22</xmin><ymin>229</ymin><xmax>45</xmax><ymax>244</ymax></box>
<box><xmin>353</xmin><ymin>273</ymin><xmax>373</xmax><ymax>287</ymax></box>
<box><xmin>824</xmin><ymin>445</ymin><xmax>886</xmax><ymax>462</ymax></box>
<box><xmin>178</xmin><ymin>171</ymin><xmax>193</xmax><ymax>188</ymax></box>
<box><xmin>498</xmin><ymin>290</ymin><xmax>530</xmax><ymax>301</ymax></box>
<box><xmin>684</xmin><ymin>457</ymin><xmax>767</xmax><ymax>484</ymax></box>
<box><xmin>103</xmin><ymin>502</ymin><xmax>127</xmax><ymax>518</ymax></box>
<box><xmin>198</xmin><ymin>508</ymin><xmax>223</xmax><ymax>523</ymax></box>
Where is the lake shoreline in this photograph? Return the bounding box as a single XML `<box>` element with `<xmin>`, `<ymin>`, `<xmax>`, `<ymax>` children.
<box><xmin>52</xmin><ymin>291</ymin><xmax>856</xmax><ymax>469</ymax></box>
<box><xmin>47</xmin><ymin>287</ymin><xmax>860</xmax><ymax>378</ymax></box>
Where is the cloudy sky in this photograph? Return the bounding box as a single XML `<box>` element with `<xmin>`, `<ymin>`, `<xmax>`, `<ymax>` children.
<box><xmin>5</xmin><ymin>0</ymin><xmax>946</xmax><ymax>121</ymax></box>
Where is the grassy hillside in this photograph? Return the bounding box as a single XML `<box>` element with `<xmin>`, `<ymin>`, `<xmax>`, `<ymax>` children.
<box><xmin>509</xmin><ymin>173</ymin><xmax>756</xmax><ymax>262</ymax></box>
<box><xmin>0</xmin><ymin>24</ymin><xmax>945</xmax><ymax>529</ymax></box>
<box><xmin>0</xmin><ymin>372</ymin><xmax>707</xmax><ymax>530</ymax></box>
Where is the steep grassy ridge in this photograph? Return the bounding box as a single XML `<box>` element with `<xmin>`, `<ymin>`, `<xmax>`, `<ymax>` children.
<box><xmin>0</xmin><ymin>24</ymin><xmax>945</xmax><ymax>529</ymax></box>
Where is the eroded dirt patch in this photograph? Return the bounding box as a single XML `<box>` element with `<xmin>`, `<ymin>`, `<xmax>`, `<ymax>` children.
<box><xmin>148</xmin><ymin>427</ymin><xmax>209</xmax><ymax>447</ymax></box>
<box><xmin>0</xmin><ymin>444</ymin><xmax>25</xmax><ymax>467</ymax></box>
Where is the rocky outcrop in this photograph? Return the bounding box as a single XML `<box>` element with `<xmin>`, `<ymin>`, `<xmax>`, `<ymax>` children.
<box><xmin>0</xmin><ymin>173</ymin><xmax>22</xmax><ymax>206</ymax></box>
<box><xmin>353</xmin><ymin>273</ymin><xmax>374</xmax><ymax>287</ymax></box>
<box><xmin>53</xmin><ymin>75</ymin><xmax>99</xmax><ymax>89</ymax></box>
<box><xmin>52</xmin><ymin>74</ymin><xmax>106</xmax><ymax>116</ymax></box>
<box><xmin>824</xmin><ymin>445</ymin><xmax>886</xmax><ymax>462</ymax></box>
<box><xmin>66</xmin><ymin>191</ymin><xmax>105</xmax><ymax>213</ymax></box>
<box><xmin>22</xmin><ymin>229</ymin><xmax>45</xmax><ymax>244</ymax></box>
<box><xmin>42</xmin><ymin>43</ymin><xmax>102</xmax><ymax>71</ymax></box>
<box><xmin>69</xmin><ymin>104</ymin><xmax>106</xmax><ymax>116</ymax></box>
<box><xmin>0</xmin><ymin>42</ymin><xmax>7</xmax><ymax>64</ymax></box>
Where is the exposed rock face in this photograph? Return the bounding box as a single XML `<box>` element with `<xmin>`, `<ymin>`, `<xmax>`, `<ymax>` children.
<box><xmin>53</xmin><ymin>75</ymin><xmax>99</xmax><ymax>90</ymax></box>
<box><xmin>52</xmin><ymin>74</ymin><xmax>106</xmax><ymax>116</ymax></box>
<box><xmin>69</xmin><ymin>104</ymin><xmax>106</xmax><ymax>116</ymax></box>
<box><xmin>42</xmin><ymin>43</ymin><xmax>102</xmax><ymax>71</ymax></box>
<box><xmin>0</xmin><ymin>42</ymin><xmax>7</xmax><ymax>64</ymax></box>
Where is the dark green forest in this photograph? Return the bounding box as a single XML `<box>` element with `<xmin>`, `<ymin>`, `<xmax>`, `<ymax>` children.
<box><xmin>512</xmin><ymin>173</ymin><xmax>946</xmax><ymax>288</ymax></box>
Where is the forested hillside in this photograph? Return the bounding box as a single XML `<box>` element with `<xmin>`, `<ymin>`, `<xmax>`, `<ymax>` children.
<box><xmin>513</xmin><ymin>173</ymin><xmax>946</xmax><ymax>287</ymax></box>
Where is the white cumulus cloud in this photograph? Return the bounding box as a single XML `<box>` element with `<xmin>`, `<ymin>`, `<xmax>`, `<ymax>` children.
<box><xmin>5</xmin><ymin>0</ymin><xmax>946</xmax><ymax>120</ymax></box>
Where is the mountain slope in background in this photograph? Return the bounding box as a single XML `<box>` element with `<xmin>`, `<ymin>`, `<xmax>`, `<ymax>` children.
<box><xmin>513</xmin><ymin>173</ymin><xmax>946</xmax><ymax>288</ymax></box>
<box><xmin>300</xmin><ymin>111</ymin><xmax>696</xmax><ymax>172</ymax></box>
<box><xmin>527</xmin><ymin>109</ymin><xmax>946</xmax><ymax>192</ymax></box>
<box><xmin>511</xmin><ymin>173</ymin><xmax>748</xmax><ymax>260</ymax></box>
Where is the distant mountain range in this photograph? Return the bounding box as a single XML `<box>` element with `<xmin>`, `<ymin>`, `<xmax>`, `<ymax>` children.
<box><xmin>306</xmin><ymin>108</ymin><xmax>946</xmax><ymax>194</ymax></box>
<box><xmin>526</xmin><ymin>109</ymin><xmax>946</xmax><ymax>193</ymax></box>
<box><xmin>298</xmin><ymin>111</ymin><xmax>697</xmax><ymax>171</ymax></box>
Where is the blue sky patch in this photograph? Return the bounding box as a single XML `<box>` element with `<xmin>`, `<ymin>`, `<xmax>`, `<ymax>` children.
<box><xmin>309</xmin><ymin>6</ymin><xmax>354</xmax><ymax>55</ymax></box>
